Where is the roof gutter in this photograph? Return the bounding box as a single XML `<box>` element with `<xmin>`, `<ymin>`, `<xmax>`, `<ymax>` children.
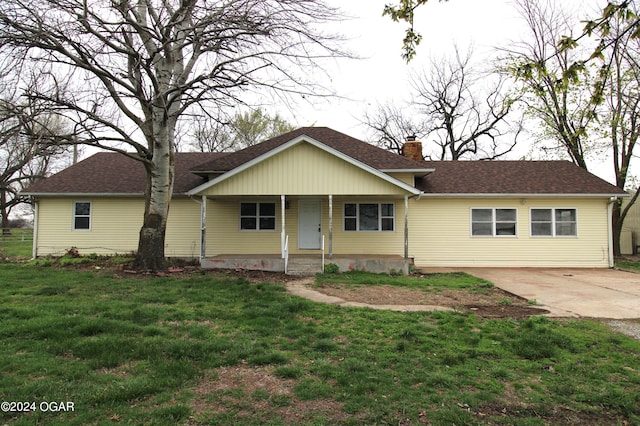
<box><xmin>21</xmin><ymin>192</ymin><xmax>195</xmax><ymax>198</ymax></box>
<box><xmin>416</xmin><ymin>193</ymin><xmax>629</xmax><ymax>198</ymax></box>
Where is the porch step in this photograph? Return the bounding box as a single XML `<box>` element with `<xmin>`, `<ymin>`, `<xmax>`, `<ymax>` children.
<box><xmin>286</xmin><ymin>257</ymin><xmax>323</xmax><ymax>276</ymax></box>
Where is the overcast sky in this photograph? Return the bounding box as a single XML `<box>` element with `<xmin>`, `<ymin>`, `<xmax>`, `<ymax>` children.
<box><xmin>277</xmin><ymin>0</ymin><xmax>621</xmax><ymax>182</ymax></box>
<box><xmin>284</xmin><ymin>0</ymin><xmax>529</xmax><ymax>135</ymax></box>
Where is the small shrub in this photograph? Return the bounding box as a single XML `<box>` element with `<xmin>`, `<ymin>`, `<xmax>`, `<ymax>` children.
<box><xmin>65</xmin><ymin>246</ymin><xmax>81</xmax><ymax>258</ymax></box>
<box><xmin>389</xmin><ymin>268</ymin><xmax>403</xmax><ymax>276</ymax></box>
<box><xmin>323</xmin><ymin>263</ymin><xmax>339</xmax><ymax>274</ymax></box>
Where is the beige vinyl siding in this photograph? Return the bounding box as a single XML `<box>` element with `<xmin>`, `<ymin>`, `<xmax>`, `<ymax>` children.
<box><xmin>36</xmin><ymin>198</ymin><xmax>142</xmax><ymax>256</ymax></box>
<box><xmin>200</xmin><ymin>142</ymin><xmax>409</xmax><ymax>196</ymax></box>
<box><xmin>204</xmin><ymin>197</ymin><xmax>406</xmax><ymax>256</ymax></box>
<box><xmin>36</xmin><ymin>197</ymin><xmax>201</xmax><ymax>257</ymax></box>
<box><xmin>164</xmin><ymin>198</ymin><xmax>202</xmax><ymax>257</ymax></box>
<box><xmin>410</xmin><ymin>197</ymin><xmax>611</xmax><ymax>268</ymax></box>
<box><xmin>206</xmin><ymin>198</ymin><xmax>282</xmax><ymax>254</ymax></box>
<box><xmin>388</xmin><ymin>172</ymin><xmax>415</xmax><ymax>187</ymax></box>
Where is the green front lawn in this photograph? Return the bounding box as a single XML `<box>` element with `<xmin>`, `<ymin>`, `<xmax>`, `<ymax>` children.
<box><xmin>0</xmin><ymin>263</ymin><xmax>639</xmax><ymax>425</ymax></box>
<box><xmin>0</xmin><ymin>229</ymin><xmax>33</xmax><ymax>259</ymax></box>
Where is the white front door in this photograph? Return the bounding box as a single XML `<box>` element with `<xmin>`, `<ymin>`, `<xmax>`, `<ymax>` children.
<box><xmin>298</xmin><ymin>199</ymin><xmax>322</xmax><ymax>249</ymax></box>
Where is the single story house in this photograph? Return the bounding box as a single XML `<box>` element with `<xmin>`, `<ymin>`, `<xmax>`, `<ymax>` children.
<box><xmin>23</xmin><ymin>127</ymin><xmax>627</xmax><ymax>273</ymax></box>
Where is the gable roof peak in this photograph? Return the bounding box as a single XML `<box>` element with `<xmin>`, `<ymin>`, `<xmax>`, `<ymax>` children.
<box><xmin>190</xmin><ymin>126</ymin><xmax>432</xmax><ymax>173</ymax></box>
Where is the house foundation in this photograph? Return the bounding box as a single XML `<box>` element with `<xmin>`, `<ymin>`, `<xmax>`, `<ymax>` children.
<box><xmin>201</xmin><ymin>254</ymin><xmax>410</xmax><ymax>275</ymax></box>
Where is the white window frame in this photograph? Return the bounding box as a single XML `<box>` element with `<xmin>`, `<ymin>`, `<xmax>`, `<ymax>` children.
<box><xmin>470</xmin><ymin>208</ymin><xmax>518</xmax><ymax>237</ymax></box>
<box><xmin>343</xmin><ymin>202</ymin><xmax>395</xmax><ymax>232</ymax></box>
<box><xmin>530</xmin><ymin>208</ymin><xmax>578</xmax><ymax>237</ymax></box>
<box><xmin>239</xmin><ymin>201</ymin><xmax>277</xmax><ymax>232</ymax></box>
<box><xmin>73</xmin><ymin>201</ymin><xmax>92</xmax><ymax>231</ymax></box>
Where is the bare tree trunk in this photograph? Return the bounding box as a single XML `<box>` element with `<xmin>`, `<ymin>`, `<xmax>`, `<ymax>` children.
<box><xmin>134</xmin><ymin>107</ymin><xmax>175</xmax><ymax>270</ymax></box>
<box><xmin>0</xmin><ymin>190</ymin><xmax>10</xmax><ymax>236</ymax></box>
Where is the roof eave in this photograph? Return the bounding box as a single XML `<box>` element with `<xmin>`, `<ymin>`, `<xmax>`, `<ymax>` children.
<box><xmin>381</xmin><ymin>168</ymin><xmax>435</xmax><ymax>175</ymax></box>
<box><xmin>22</xmin><ymin>192</ymin><xmax>145</xmax><ymax>197</ymax></box>
<box><xmin>419</xmin><ymin>192</ymin><xmax>628</xmax><ymax>198</ymax></box>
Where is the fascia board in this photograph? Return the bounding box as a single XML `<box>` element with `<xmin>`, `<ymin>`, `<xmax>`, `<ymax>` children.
<box><xmin>381</xmin><ymin>168</ymin><xmax>435</xmax><ymax>173</ymax></box>
<box><xmin>418</xmin><ymin>193</ymin><xmax>628</xmax><ymax>198</ymax></box>
<box><xmin>21</xmin><ymin>192</ymin><xmax>145</xmax><ymax>197</ymax></box>
<box><xmin>187</xmin><ymin>134</ymin><xmax>422</xmax><ymax>196</ymax></box>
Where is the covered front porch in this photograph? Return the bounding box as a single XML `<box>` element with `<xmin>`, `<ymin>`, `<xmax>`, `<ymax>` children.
<box><xmin>186</xmin><ymin>136</ymin><xmax>428</xmax><ymax>275</ymax></box>
<box><xmin>201</xmin><ymin>253</ymin><xmax>411</xmax><ymax>275</ymax></box>
<box><xmin>197</xmin><ymin>194</ymin><xmax>414</xmax><ymax>275</ymax></box>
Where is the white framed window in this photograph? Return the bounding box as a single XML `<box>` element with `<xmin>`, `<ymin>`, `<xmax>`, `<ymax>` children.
<box><xmin>471</xmin><ymin>208</ymin><xmax>517</xmax><ymax>237</ymax></box>
<box><xmin>531</xmin><ymin>208</ymin><xmax>577</xmax><ymax>237</ymax></box>
<box><xmin>73</xmin><ymin>201</ymin><xmax>91</xmax><ymax>230</ymax></box>
<box><xmin>344</xmin><ymin>203</ymin><xmax>395</xmax><ymax>232</ymax></box>
<box><xmin>240</xmin><ymin>202</ymin><xmax>276</xmax><ymax>231</ymax></box>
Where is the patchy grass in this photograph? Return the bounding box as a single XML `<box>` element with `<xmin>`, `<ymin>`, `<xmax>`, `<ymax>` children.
<box><xmin>0</xmin><ymin>229</ymin><xmax>33</xmax><ymax>259</ymax></box>
<box><xmin>0</xmin><ymin>263</ymin><xmax>639</xmax><ymax>425</ymax></box>
<box><xmin>616</xmin><ymin>258</ymin><xmax>640</xmax><ymax>272</ymax></box>
<box><xmin>316</xmin><ymin>270</ymin><xmax>493</xmax><ymax>290</ymax></box>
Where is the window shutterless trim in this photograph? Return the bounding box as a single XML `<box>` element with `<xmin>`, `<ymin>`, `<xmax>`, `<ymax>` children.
<box><xmin>73</xmin><ymin>201</ymin><xmax>92</xmax><ymax>231</ymax></box>
<box><xmin>239</xmin><ymin>201</ymin><xmax>277</xmax><ymax>231</ymax></box>
<box><xmin>343</xmin><ymin>202</ymin><xmax>395</xmax><ymax>232</ymax></box>
<box><xmin>530</xmin><ymin>207</ymin><xmax>578</xmax><ymax>237</ymax></box>
<box><xmin>470</xmin><ymin>208</ymin><xmax>518</xmax><ymax>237</ymax></box>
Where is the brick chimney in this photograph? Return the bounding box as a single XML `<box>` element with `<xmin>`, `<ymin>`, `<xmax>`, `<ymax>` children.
<box><xmin>401</xmin><ymin>135</ymin><xmax>423</xmax><ymax>162</ymax></box>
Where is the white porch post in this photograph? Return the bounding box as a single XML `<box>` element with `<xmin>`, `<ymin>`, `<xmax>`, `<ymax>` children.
<box><xmin>328</xmin><ymin>194</ymin><xmax>333</xmax><ymax>258</ymax></box>
<box><xmin>200</xmin><ymin>196</ymin><xmax>207</xmax><ymax>259</ymax></box>
<box><xmin>281</xmin><ymin>195</ymin><xmax>286</xmax><ymax>258</ymax></box>
<box><xmin>404</xmin><ymin>195</ymin><xmax>409</xmax><ymax>260</ymax></box>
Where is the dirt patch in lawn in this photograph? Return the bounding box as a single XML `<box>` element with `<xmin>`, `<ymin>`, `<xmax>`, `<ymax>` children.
<box><xmin>190</xmin><ymin>365</ymin><xmax>351</xmax><ymax>425</ymax></box>
<box><xmin>112</xmin><ymin>266</ymin><xmax>546</xmax><ymax>319</ymax></box>
<box><xmin>201</xmin><ymin>269</ymin><xmax>548</xmax><ymax>319</ymax></box>
<box><xmin>310</xmin><ymin>282</ymin><xmax>547</xmax><ymax>319</ymax></box>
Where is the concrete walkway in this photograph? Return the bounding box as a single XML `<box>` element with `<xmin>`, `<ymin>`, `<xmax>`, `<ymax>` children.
<box><xmin>285</xmin><ymin>280</ymin><xmax>454</xmax><ymax>313</ymax></box>
<box><xmin>425</xmin><ymin>268</ymin><xmax>640</xmax><ymax>319</ymax></box>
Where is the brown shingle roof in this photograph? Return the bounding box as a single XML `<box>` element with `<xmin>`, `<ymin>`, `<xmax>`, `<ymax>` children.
<box><xmin>22</xmin><ymin>128</ymin><xmax>625</xmax><ymax>197</ymax></box>
<box><xmin>191</xmin><ymin>127</ymin><xmax>430</xmax><ymax>172</ymax></box>
<box><xmin>23</xmin><ymin>152</ymin><xmax>228</xmax><ymax>195</ymax></box>
<box><xmin>417</xmin><ymin>161</ymin><xmax>626</xmax><ymax>195</ymax></box>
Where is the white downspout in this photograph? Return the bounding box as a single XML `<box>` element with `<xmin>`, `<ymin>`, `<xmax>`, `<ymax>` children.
<box><xmin>328</xmin><ymin>194</ymin><xmax>333</xmax><ymax>259</ymax></box>
<box><xmin>32</xmin><ymin>199</ymin><xmax>39</xmax><ymax>259</ymax></box>
<box><xmin>281</xmin><ymin>195</ymin><xmax>286</xmax><ymax>258</ymax></box>
<box><xmin>608</xmin><ymin>197</ymin><xmax>616</xmax><ymax>268</ymax></box>
<box><xmin>200</xmin><ymin>196</ymin><xmax>207</xmax><ymax>260</ymax></box>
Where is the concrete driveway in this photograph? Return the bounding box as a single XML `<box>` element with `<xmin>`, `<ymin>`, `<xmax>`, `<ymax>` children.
<box><xmin>453</xmin><ymin>268</ymin><xmax>640</xmax><ymax>319</ymax></box>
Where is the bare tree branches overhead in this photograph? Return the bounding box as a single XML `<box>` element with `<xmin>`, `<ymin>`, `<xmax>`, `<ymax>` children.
<box><xmin>362</xmin><ymin>102</ymin><xmax>428</xmax><ymax>155</ymax></box>
<box><xmin>0</xmin><ymin>89</ymin><xmax>71</xmax><ymax>235</ymax></box>
<box><xmin>0</xmin><ymin>0</ymin><xmax>348</xmax><ymax>270</ymax></box>
<box><xmin>363</xmin><ymin>47</ymin><xmax>523</xmax><ymax>161</ymax></box>
<box><xmin>410</xmin><ymin>48</ymin><xmax>523</xmax><ymax>161</ymax></box>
